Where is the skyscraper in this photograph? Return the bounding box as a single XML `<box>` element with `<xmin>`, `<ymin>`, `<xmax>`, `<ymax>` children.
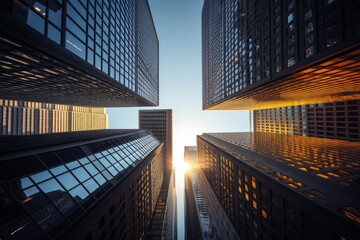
<box><xmin>197</xmin><ymin>132</ymin><xmax>360</xmax><ymax>239</ymax></box>
<box><xmin>139</xmin><ymin>109</ymin><xmax>173</xmax><ymax>173</ymax></box>
<box><xmin>0</xmin><ymin>99</ymin><xmax>108</xmax><ymax>135</ymax></box>
<box><xmin>0</xmin><ymin>0</ymin><xmax>159</xmax><ymax>107</ymax></box>
<box><xmin>0</xmin><ymin>129</ymin><xmax>164</xmax><ymax>240</ymax></box>
<box><xmin>202</xmin><ymin>0</ymin><xmax>360</xmax><ymax>110</ymax></box>
<box><xmin>252</xmin><ymin>100</ymin><xmax>360</xmax><ymax>141</ymax></box>
<box><xmin>138</xmin><ymin>109</ymin><xmax>176</xmax><ymax>239</ymax></box>
<box><xmin>200</xmin><ymin>0</ymin><xmax>360</xmax><ymax>239</ymax></box>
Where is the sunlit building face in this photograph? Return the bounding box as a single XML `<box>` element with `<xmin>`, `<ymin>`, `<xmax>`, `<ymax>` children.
<box><xmin>197</xmin><ymin>132</ymin><xmax>360</xmax><ymax>240</ymax></box>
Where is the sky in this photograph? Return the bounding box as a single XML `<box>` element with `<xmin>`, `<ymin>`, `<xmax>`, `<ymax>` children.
<box><xmin>107</xmin><ymin>1</ymin><xmax>249</xmax><ymax>239</ymax></box>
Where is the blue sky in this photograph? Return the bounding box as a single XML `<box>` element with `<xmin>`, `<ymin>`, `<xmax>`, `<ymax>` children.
<box><xmin>107</xmin><ymin>1</ymin><xmax>249</xmax><ymax>238</ymax></box>
<box><xmin>108</xmin><ymin>0</ymin><xmax>249</xmax><ymax>162</ymax></box>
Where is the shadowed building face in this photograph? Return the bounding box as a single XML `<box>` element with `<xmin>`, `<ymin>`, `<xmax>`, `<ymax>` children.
<box><xmin>202</xmin><ymin>0</ymin><xmax>360</xmax><ymax>110</ymax></box>
<box><xmin>0</xmin><ymin>130</ymin><xmax>165</xmax><ymax>240</ymax></box>
<box><xmin>0</xmin><ymin>0</ymin><xmax>159</xmax><ymax>107</ymax></box>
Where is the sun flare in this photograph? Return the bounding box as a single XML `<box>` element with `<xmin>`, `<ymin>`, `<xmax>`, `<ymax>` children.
<box><xmin>176</xmin><ymin>161</ymin><xmax>190</xmax><ymax>173</ymax></box>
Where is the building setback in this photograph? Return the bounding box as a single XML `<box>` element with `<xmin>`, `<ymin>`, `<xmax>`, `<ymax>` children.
<box><xmin>197</xmin><ymin>132</ymin><xmax>360</xmax><ymax>240</ymax></box>
<box><xmin>0</xmin><ymin>129</ymin><xmax>165</xmax><ymax>240</ymax></box>
<box><xmin>202</xmin><ymin>0</ymin><xmax>360</xmax><ymax>110</ymax></box>
<box><xmin>0</xmin><ymin>0</ymin><xmax>159</xmax><ymax>107</ymax></box>
<box><xmin>0</xmin><ymin>99</ymin><xmax>108</xmax><ymax>135</ymax></box>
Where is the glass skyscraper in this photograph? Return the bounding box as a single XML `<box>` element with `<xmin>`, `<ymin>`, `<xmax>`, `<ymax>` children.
<box><xmin>0</xmin><ymin>130</ymin><xmax>164</xmax><ymax>240</ymax></box>
<box><xmin>138</xmin><ymin>109</ymin><xmax>176</xmax><ymax>239</ymax></box>
<box><xmin>200</xmin><ymin>0</ymin><xmax>360</xmax><ymax>239</ymax></box>
<box><xmin>0</xmin><ymin>0</ymin><xmax>159</xmax><ymax>107</ymax></box>
<box><xmin>202</xmin><ymin>0</ymin><xmax>360</xmax><ymax>110</ymax></box>
<box><xmin>197</xmin><ymin>133</ymin><xmax>360</xmax><ymax>239</ymax></box>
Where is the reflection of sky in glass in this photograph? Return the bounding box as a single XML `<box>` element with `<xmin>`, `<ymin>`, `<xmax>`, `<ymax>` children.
<box><xmin>0</xmin><ymin>133</ymin><xmax>160</xmax><ymax>240</ymax></box>
<box><xmin>18</xmin><ymin>134</ymin><xmax>159</xmax><ymax>202</ymax></box>
<box><xmin>38</xmin><ymin>178</ymin><xmax>64</xmax><ymax>193</ymax></box>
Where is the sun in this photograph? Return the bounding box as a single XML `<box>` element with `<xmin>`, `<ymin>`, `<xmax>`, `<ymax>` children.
<box><xmin>176</xmin><ymin>161</ymin><xmax>191</xmax><ymax>173</ymax></box>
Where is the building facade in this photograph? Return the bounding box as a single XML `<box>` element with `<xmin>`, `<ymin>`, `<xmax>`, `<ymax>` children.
<box><xmin>197</xmin><ymin>132</ymin><xmax>360</xmax><ymax>240</ymax></box>
<box><xmin>184</xmin><ymin>146</ymin><xmax>239</xmax><ymax>240</ymax></box>
<box><xmin>0</xmin><ymin>129</ymin><xmax>165</xmax><ymax>240</ymax></box>
<box><xmin>252</xmin><ymin>100</ymin><xmax>360</xmax><ymax>141</ymax></box>
<box><xmin>0</xmin><ymin>99</ymin><xmax>108</xmax><ymax>135</ymax></box>
<box><xmin>202</xmin><ymin>0</ymin><xmax>360</xmax><ymax>110</ymax></box>
<box><xmin>138</xmin><ymin>109</ymin><xmax>176</xmax><ymax>239</ymax></box>
<box><xmin>139</xmin><ymin>109</ymin><xmax>173</xmax><ymax>173</ymax></box>
<box><xmin>0</xmin><ymin>0</ymin><xmax>159</xmax><ymax>107</ymax></box>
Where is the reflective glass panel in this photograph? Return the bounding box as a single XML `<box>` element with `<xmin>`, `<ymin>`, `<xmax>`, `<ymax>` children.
<box><xmin>83</xmin><ymin>178</ymin><xmax>99</xmax><ymax>193</ymax></box>
<box><xmin>20</xmin><ymin>177</ymin><xmax>33</xmax><ymax>189</ymax></box>
<box><xmin>69</xmin><ymin>185</ymin><xmax>89</xmax><ymax>202</ymax></box>
<box><xmin>84</xmin><ymin>163</ymin><xmax>99</xmax><ymax>175</ymax></box>
<box><xmin>66</xmin><ymin>161</ymin><xmax>80</xmax><ymax>170</ymax></box>
<box><xmin>30</xmin><ymin>170</ymin><xmax>52</xmax><ymax>183</ymax></box>
<box><xmin>72</xmin><ymin>167</ymin><xmax>90</xmax><ymax>182</ymax></box>
<box><xmin>56</xmin><ymin>172</ymin><xmax>79</xmax><ymax>190</ymax></box>
<box><xmin>50</xmin><ymin>165</ymin><xmax>67</xmax><ymax>176</ymax></box>
<box><xmin>38</xmin><ymin>178</ymin><xmax>64</xmax><ymax>194</ymax></box>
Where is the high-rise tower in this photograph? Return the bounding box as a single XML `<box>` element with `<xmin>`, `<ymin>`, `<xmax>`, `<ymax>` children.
<box><xmin>0</xmin><ymin>130</ymin><xmax>164</xmax><ymax>240</ymax></box>
<box><xmin>199</xmin><ymin>1</ymin><xmax>360</xmax><ymax>239</ymax></box>
<box><xmin>202</xmin><ymin>0</ymin><xmax>360</xmax><ymax>110</ymax></box>
<box><xmin>0</xmin><ymin>0</ymin><xmax>159</xmax><ymax>107</ymax></box>
<box><xmin>0</xmin><ymin>99</ymin><xmax>108</xmax><ymax>135</ymax></box>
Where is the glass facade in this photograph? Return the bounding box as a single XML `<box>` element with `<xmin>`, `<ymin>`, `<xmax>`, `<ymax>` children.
<box><xmin>253</xmin><ymin>100</ymin><xmax>360</xmax><ymax>141</ymax></box>
<box><xmin>0</xmin><ymin>131</ymin><xmax>160</xmax><ymax>239</ymax></box>
<box><xmin>0</xmin><ymin>99</ymin><xmax>108</xmax><ymax>135</ymax></box>
<box><xmin>202</xmin><ymin>0</ymin><xmax>360</xmax><ymax>110</ymax></box>
<box><xmin>0</xmin><ymin>0</ymin><xmax>159</xmax><ymax>107</ymax></box>
<box><xmin>139</xmin><ymin>110</ymin><xmax>173</xmax><ymax>172</ymax></box>
<box><xmin>197</xmin><ymin>133</ymin><xmax>360</xmax><ymax>239</ymax></box>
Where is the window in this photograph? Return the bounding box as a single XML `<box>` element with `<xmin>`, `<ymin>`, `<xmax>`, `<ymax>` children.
<box><xmin>288</xmin><ymin>57</ymin><xmax>296</xmax><ymax>67</ymax></box>
<box><xmin>305</xmin><ymin>23</ymin><xmax>314</xmax><ymax>35</ymax></box>
<box><xmin>305</xmin><ymin>35</ymin><xmax>314</xmax><ymax>46</ymax></box>
<box><xmin>288</xmin><ymin>13</ymin><xmax>295</xmax><ymax>24</ymax></box>
<box><xmin>27</xmin><ymin>10</ymin><xmax>45</xmax><ymax>34</ymax></box>
<box><xmin>304</xmin><ymin>10</ymin><xmax>312</xmax><ymax>21</ymax></box>
<box><xmin>305</xmin><ymin>46</ymin><xmax>314</xmax><ymax>58</ymax></box>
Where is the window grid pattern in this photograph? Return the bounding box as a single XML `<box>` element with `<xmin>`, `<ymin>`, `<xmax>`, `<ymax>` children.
<box><xmin>136</xmin><ymin>166</ymin><xmax>150</xmax><ymax>240</ymax></box>
<box><xmin>0</xmin><ymin>132</ymin><xmax>160</xmax><ymax>239</ymax></box>
<box><xmin>197</xmin><ymin>134</ymin><xmax>360</xmax><ymax>239</ymax></box>
<box><xmin>2</xmin><ymin>0</ymin><xmax>158</xmax><ymax>106</ymax></box>
<box><xmin>139</xmin><ymin>110</ymin><xmax>173</xmax><ymax>172</ymax></box>
<box><xmin>224</xmin><ymin>0</ymin><xmax>240</xmax><ymax>96</ymax></box>
<box><xmin>0</xmin><ymin>99</ymin><xmax>107</xmax><ymax>135</ymax></box>
<box><xmin>219</xmin><ymin>155</ymin><xmax>235</xmax><ymax>222</ymax></box>
<box><xmin>202</xmin><ymin>0</ymin><xmax>360</xmax><ymax>110</ymax></box>
<box><xmin>254</xmin><ymin>100</ymin><xmax>360</xmax><ymax>141</ymax></box>
<box><xmin>202</xmin><ymin>0</ymin><xmax>225</xmax><ymax>106</ymax></box>
<box><xmin>137</xmin><ymin>1</ymin><xmax>159</xmax><ymax>105</ymax></box>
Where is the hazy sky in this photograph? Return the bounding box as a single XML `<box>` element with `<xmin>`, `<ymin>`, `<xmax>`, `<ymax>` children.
<box><xmin>107</xmin><ymin>1</ymin><xmax>249</xmax><ymax>238</ymax></box>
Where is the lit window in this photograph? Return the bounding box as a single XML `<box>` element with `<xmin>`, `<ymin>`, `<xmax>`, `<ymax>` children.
<box><xmin>251</xmin><ymin>176</ymin><xmax>256</xmax><ymax>189</ymax></box>
<box><xmin>262</xmin><ymin>209</ymin><xmax>267</xmax><ymax>219</ymax></box>
<box><xmin>252</xmin><ymin>200</ymin><xmax>257</xmax><ymax>209</ymax></box>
